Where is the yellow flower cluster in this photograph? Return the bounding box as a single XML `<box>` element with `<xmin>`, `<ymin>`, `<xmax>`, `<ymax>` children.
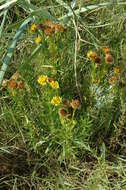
<box><xmin>37</xmin><ymin>75</ymin><xmax>61</xmax><ymax>106</ymax></box>
<box><xmin>38</xmin><ymin>75</ymin><xmax>59</xmax><ymax>89</ymax></box>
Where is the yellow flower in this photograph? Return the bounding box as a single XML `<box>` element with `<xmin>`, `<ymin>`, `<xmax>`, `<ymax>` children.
<box><xmin>37</xmin><ymin>75</ymin><xmax>48</xmax><ymax>85</ymax></box>
<box><xmin>103</xmin><ymin>47</ymin><xmax>110</xmax><ymax>54</ymax></box>
<box><xmin>87</xmin><ymin>51</ymin><xmax>97</xmax><ymax>61</ymax></box>
<box><xmin>50</xmin><ymin>81</ymin><xmax>59</xmax><ymax>89</ymax></box>
<box><xmin>51</xmin><ymin>96</ymin><xmax>62</xmax><ymax>106</ymax></box>
<box><xmin>35</xmin><ymin>35</ymin><xmax>41</xmax><ymax>44</ymax></box>
<box><xmin>114</xmin><ymin>67</ymin><xmax>120</xmax><ymax>75</ymax></box>
<box><xmin>30</xmin><ymin>23</ymin><xmax>37</xmax><ymax>32</ymax></box>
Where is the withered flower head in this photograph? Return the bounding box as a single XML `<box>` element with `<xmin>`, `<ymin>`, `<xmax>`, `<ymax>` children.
<box><xmin>44</xmin><ymin>20</ymin><xmax>56</xmax><ymax>29</ymax></box>
<box><xmin>55</xmin><ymin>24</ymin><xmax>66</xmax><ymax>32</ymax></box>
<box><xmin>38</xmin><ymin>24</ymin><xmax>46</xmax><ymax>30</ymax></box>
<box><xmin>94</xmin><ymin>56</ymin><xmax>101</xmax><ymax>65</ymax></box>
<box><xmin>8</xmin><ymin>79</ymin><xmax>17</xmax><ymax>89</ymax></box>
<box><xmin>48</xmin><ymin>77</ymin><xmax>54</xmax><ymax>83</ymax></box>
<box><xmin>17</xmin><ymin>81</ymin><xmax>24</xmax><ymax>89</ymax></box>
<box><xmin>105</xmin><ymin>53</ymin><xmax>113</xmax><ymax>64</ymax></box>
<box><xmin>87</xmin><ymin>51</ymin><xmax>98</xmax><ymax>61</ymax></box>
<box><xmin>44</xmin><ymin>27</ymin><xmax>55</xmax><ymax>36</ymax></box>
<box><xmin>71</xmin><ymin>99</ymin><xmax>81</xmax><ymax>109</ymax></box>
<box><xmin>39</xmin><ymin>20</ymin><xmax>55</xmax><ymax>36</ymax></box>
<box><xmin>58</xmin><ymin>108</ymin><xmax>68</xmax><ymax>117</ymax></box>
<box><xmin>109</xmin><ymin>76</ymin><xmax>118</xmax><ymax>85</ymax></box>
<box><xmin>38</xmin><ymin>20</ymin><xmax>66</xmax><ymax>36</ymax></box>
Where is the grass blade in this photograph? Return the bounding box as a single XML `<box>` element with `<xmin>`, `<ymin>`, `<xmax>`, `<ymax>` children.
<box><xmin>0</xmin><ymin>17</ymin><xmax>33</xmax><ymax>84</ymax></box>
<box><xmin>0</xmin><ymin>0</ymin><xmax>17</xmax><ymax>11</ymax></box>
<box><xmin>59</xmin><ymin>1</ymin><xmax>126</xmax><ymax>21</ymax></box>
<box><xmin>0</xmin><ymin>8</ymin><xmax>8</xmax><ymax>38</ymax></box>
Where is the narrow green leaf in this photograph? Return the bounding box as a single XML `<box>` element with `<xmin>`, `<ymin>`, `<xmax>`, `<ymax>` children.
<box><xmin>0</xmin><ymin>8</ymin><xmax>8</xmax><ymax>38</ymax></box>
<box><xmin>0</xmin><ymin>0</ymin><xmax>17</xmax><ymax>11</ymax></box>
<box><xmin>59</xmin><ymin>2</ymin><xmax>126</xmax><ymax>21</ymax></box>
<box><xmin>0</xmin><ymin>17</ymin><xmax>33</xmax><ymax>84</ymax></box>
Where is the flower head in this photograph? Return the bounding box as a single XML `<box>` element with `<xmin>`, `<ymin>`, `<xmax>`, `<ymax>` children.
<box><xmin>50</xmin><ymin>81</ymin><xmax>59</xmax><ymax>89</ymax></box>
<box><xmin>8</xmin><ymin>79</ymin><xmax>17</xmax><ymax>89</ymax></box>
<box><xmin>87</xmin><ymin>51</ymin><xmax>97</xmax><ymax>61</ymax></box>
<box><xmin>114</xmin><ymin>67</ymin><xmax>120</xmax><ymax>75</ymax></box>
<box><xmin>55</xmin><ymin>24</ymin><xmax>66</xmax><ymax>32</ymax></box>
<box><xmin>105</xmin><ymin>53</ymin><xmax>113</xmax><ymax>64</ymax></box>
<box><xmin>103</xmin><ymin>47</ymin><xmax>110</xmax><ymax>54</ymax></box>
<box><xmin>51</xmin><ymin>96</ymin><xmax>62</xmax><ymax>106</ymax></box>
<box><xmin>38</xmin><ymin>75</ymin><xmax>48</xmax><ymax>85</ymax></box>
<box><xmin>17</xmin><ymin>81</ymin><xmax>24</xmax><ymax>89</ymax></box>
<box><xmin>58</xmin><ymin>108</ymin><xmax>68</xmax><ymax>117</ymax></box>
<box><xmin>47</xmin><ymin>77</ymin><xmax>54</xmax><ymax>83</ymax></box>
<box><xmin>109</xmin><ymin>76</ymin><xmax>118</xmax><ymax>85</ymax></box>
<box><xmin>94</xmin><ymin>56</ymin><xmax>101</xmax><ymax>65</ymax></box>
<box><xmin>71</xmin><ymin>99</ymin><xmax>81</xmax><ymax>109</ymax></box>
<box><xmin>35</xmin><ymin>35</ymin><xmax>41</xmax><ymax>44</ymax></box>
<box><xmin>30</xmin><ymin>24</ymin><xmax>37</xmax><ymax>32</ymax></box>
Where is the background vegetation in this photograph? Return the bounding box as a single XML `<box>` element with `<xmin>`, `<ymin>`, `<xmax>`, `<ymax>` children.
<box><xmin>0</xmin><ymin>0</ymin><xmax>126</xmax><ymax>189</ymax></box>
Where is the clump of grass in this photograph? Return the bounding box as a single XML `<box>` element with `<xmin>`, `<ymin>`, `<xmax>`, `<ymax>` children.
<box><xmin>1</xmin><ymin>0</ymin><xmax>126</xmax><ymax>189</ymax></box>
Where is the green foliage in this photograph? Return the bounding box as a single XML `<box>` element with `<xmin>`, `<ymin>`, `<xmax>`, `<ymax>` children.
<box><xmin>1</xmin><ymin>0</ymin><xmax>126</xmax><ymax>189</ymax></box>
